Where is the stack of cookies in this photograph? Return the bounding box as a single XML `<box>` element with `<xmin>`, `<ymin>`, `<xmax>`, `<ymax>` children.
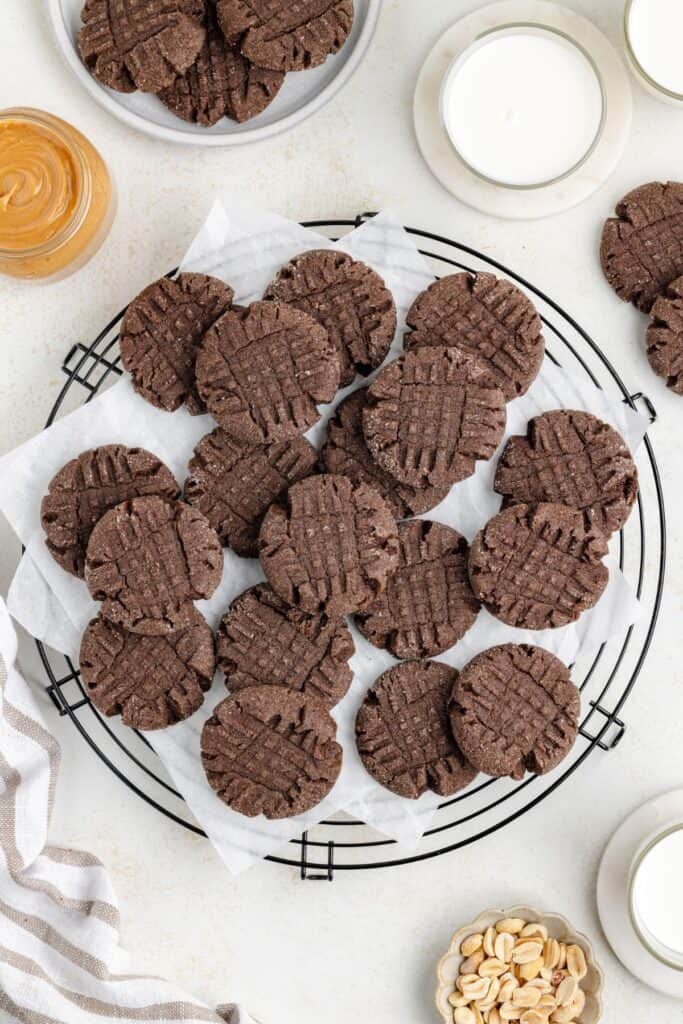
<box><xmin>77</xmin><ymin>0</ymin><xmax>355</xmax><ymax>126</ymax></box>
<box><xmin>43</xmin><ymin>243</ymin><xmax>641</xmax><ymax>821</ymax></box>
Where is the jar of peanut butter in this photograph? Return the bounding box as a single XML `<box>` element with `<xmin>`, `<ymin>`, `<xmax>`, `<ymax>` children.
<box><xmin>0</xmin><ymin>108</ymin><xmax>115</xmax><ymax>281</ymax></box>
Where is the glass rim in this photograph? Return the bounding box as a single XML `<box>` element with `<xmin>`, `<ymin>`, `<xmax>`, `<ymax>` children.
<box><xmin>439</xmin><ymin>22</ymin><xmax>607</xmax><ymax>192</ymax></box>
<box><xmin>624</xmin><ymin>0</ymin><xmax>683</xmax><ymax>102</ymax></box>
<box><xmin>0</xmin><ymin>107</ymin><xmax>92</xmax><ymax>260</ymax></box>
<box><xmin>628</xmin><ymin>823</ymin><xmax>683</xmax><ymax>971</ymax></box>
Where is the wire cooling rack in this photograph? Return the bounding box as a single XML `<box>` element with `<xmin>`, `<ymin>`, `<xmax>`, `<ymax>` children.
<box><xmin>36</xmin><ymin>214</ymin><xmax>666</xmax><ymax>879</ymax></box>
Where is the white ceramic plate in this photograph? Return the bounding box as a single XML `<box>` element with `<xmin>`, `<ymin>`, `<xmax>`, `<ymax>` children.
<box><xmin>47</xmin><ymin>0</ymin><xmax>381</xmax><ymax>146</ymax></box>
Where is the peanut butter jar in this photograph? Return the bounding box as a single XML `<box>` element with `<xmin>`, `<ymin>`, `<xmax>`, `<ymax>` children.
<box><xmin>0</xmin><ymin>108</ymin><xmax>115</xmax><ymax>281</ymax></box>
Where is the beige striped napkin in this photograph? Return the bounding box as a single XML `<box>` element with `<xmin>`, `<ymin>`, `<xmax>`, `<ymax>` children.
<box><xmin>0</xmin><ymin>596</ymin><xmax>254</xmax><ymax>1024</ymax></box>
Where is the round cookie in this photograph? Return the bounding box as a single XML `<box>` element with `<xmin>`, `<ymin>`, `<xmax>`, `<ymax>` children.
<box><xmin>41</xmin><ymin>445</ymin><xmax>180</xmax><ymax>579</ymax></box>
<box><xmin>120</xmin><ymin>272</ymin><xmax>234</xmax><ymax>414</ymax></box>
<box><xmin>85</xmin><ymin>496</ymin><xmax>223</xmax><ymax>636</ymax></box>
<box><xmin>217</xmin><ymin>583</ymin><xmax>354</xmax><ymax>706</ymax></box>
<box><xmin>195</xmin><ymin>300</ymin><xmax>339</xmax><ymax>443</ymax></box>
<box><xmin>405</xmin><ymin>271</ymin><xmax>545</xmax><ymax>401</ymax></box>
<box><xmin>355</xmin><ymin>660</ymin><xmax>477</xmax><ymax>799</ymax></box>
<box><xmin>355</xmin><ymin>520</ymin><xmax>480</xmax><ymax>659</ymax></box>
<box><xmin>362</xmin><ymin>346</ymin><xmax>507</xmax><ymax>489</ymax></box>
<box><xmin>494</xmin><ymin>410</ymin><xmax>639</xmax><ymax>537</ymax></box>
<box><xmin>80</xmin><ymin>609</ymin><xmax>215</xmax><ymax>731</ymax></box>
<box><xmin>158</xmin><ymin>4</ymin><xmax>284</xmax><ymax>125</ymax></box>
<box><xmin>265</xmin><ymin>249</ymin><xmax>397</xmax><ymax>387</ymax></box>
<box><xmin>201</xmin><ymin>687</ymin><xmax>343</xmax><ymax>819</ymax></box>
<box><xmin>468</xmin><ymin>502</ymin><xmax>609</xmax><ymax>631</ymax></box>
<box><xmin>216</xmin><ymin>0</ymin><xmax>354</xmax><ymax>73</ymax></box>
<box><xmin>449</xmin><ymin>644</ymin><xmax>580</xmax><ymax>781</ymax></box>
<box><xmin>321</xmin><ymin>389</ymin><xmax>450</xmax><ymax>519</ymax></box>
<box><xmin>259</xmin><ymin>473</ymin><xmax>399</xmax><ymax>618</ymax></box>
<box><xmin>77</xmin><ymin>0</ymin><xmax>205</xmax><ymax>93</ymax></box>
<box><xmin>647</xmin><ymin>275</ymin><xmax>683</xmax><ymax>394</ymax></box>
<box><xmin>184</xmin><ymin>427</ymin><xmax>318</xmax><ymax>557</ymax></box>
<box><xmin>601</xmin><ymin>181</ymin><xmax>683</xmax><ymax>312</ymax></box>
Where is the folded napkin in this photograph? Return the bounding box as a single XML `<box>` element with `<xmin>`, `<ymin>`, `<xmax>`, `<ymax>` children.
<box><xmin>0</xmin><ymin>596</ymin><xmax>255</xmax><ymax>1024</ymax></box>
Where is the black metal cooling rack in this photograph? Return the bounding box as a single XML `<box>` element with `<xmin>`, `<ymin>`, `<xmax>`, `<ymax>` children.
<box><xmin>36</xmin><ymin>214</ymin><xmax>666</xmax><ymax>880</ymax></box>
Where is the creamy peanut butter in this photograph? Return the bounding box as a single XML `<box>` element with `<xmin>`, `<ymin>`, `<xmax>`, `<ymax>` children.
<box><xmin>0</xmin><ymin>109</ymin><xmax>114</xmax><ymax>280</ymax></box>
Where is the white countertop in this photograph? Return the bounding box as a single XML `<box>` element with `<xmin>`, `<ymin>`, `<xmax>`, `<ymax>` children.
<box><xmin>2</xmin><ymin>1</ymin><xmax>683</xmax><ymax>1020</ymax></box>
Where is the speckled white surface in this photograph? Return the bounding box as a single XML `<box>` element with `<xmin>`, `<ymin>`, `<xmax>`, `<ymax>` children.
<box><xmin>2</xmin><ymin>2</ymin><xmax>683</xmax><ymax>1021</ymax></box>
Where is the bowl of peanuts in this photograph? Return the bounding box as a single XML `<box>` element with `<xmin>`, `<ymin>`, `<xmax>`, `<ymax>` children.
<box><xmin>435</xmin><ymin>907</ymin><xmax>604</xmax><ymax>1024</ymax></box>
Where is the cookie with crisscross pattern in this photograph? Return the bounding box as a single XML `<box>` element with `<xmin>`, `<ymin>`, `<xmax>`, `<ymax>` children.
<box><xmin>80</xmin><ymin>608</ymin><xmax>215</xmax><ymax>730</ymax></box>
<box><xmin>85</xmin><ymin>496</ymin><xmax>223</xmax><ymax>635</ymax></box>
<box><xmin>405</xmin><ymin>271</ymin><xmax>544</xmax><ymax>400</ymax></box>
<box><xmin>449</xmin><ymin>644</ymin><xmax>580</xmax><ymax>780</ymax></box>
<box><xmin>647</xmin><ymin>275</ymin><xmax>683</xmax><ymax>395</ymax></box>
<box><xmin>217</xmin><ymin>583</ymin><xmax>353</xmax><ymax>706</ymax></box>
<box><xmin>41</xmin><ymin>445</ymin><xmax>180</xmax><ymax>578</ymax></box>
<box><xmin>201</xmin><ymin>686</ymin><xmax>342</xmax><ymax>818</ymax></box>
<box><xmin>355</xmin><ymin>660</ymin><xmax>476</xmax><ymax>799</ymax></box>
<box><xmin>494</xmin><ymin>410</ymin><xmax>638</xmax><ymax>537</ymax></box>
<box><xmin>468</xmin><ymin>502</ymin><xmax>609</xmax><ymax>630</ymax></box>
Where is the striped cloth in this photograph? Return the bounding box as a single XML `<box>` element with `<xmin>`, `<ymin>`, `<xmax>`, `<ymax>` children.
<box><xmin>0</xmin><ymin>597</ymin><xmax>254</xmax><ymax>1024</ymax></box>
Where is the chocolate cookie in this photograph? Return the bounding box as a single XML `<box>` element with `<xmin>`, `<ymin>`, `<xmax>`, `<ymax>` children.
<box><xmin>265</xmin><ymin>249</ymin><xmax>397</xmax><ymax>387</ymax></box>
<box><xmin>647</xmin><ymin>275</ymin><xmax>683</xmax><ymax>394</ymax></box>
<box><xmin>217</xmin><ymin>583</ymin><xmax>354</xmax><ymax>706</ymax></box>
<box><xmin>184</xmin><ymin>427</ymin><xmax>318</xmax><ymax>557</ymax></box>
<box><xmin>201</xmin><ymin>687</ymin><xmax>342</xmax><ymax>818</ymax></box>
<box><xmin>195</xmin><ymin>301</ymin><xmax>339</xmax><ymax>443</ymax></box>
<box><xmin>80</xmin><ymin>609</ymin><xmax>215</xmax><ymax>730</ymax></box>
<box><xmin>405</xmin><ymin>272</ymin><xmax>545</xmax><ymax>401</ymax></box>
<box><xmin>78</xmin><ymin>0</ymin><xmax>205</xmax><ymax>93</ymax></box>
<box><xmin>321</xmin><ymin>389</ymin><xmax>450</xmax><ymax>519</ymax></box>
<box><xmin>120</xmin><ymin>273</ymin><xmax>234</xmax><ymax>414</ymax></box>
<box><xmin>41</xmin><ymin>445</ymin><xmax>180</xmax><ymax>579</ymax></box>
<box><xmin>494</xmin><ymin>410</ymin><xmax>639</xmax><ymax>537</ymax></box>
<box><xmin>468</xmin><ymin>503</ymin><xmax>609</xmax><ymax>630</ymax></box>
<box><xmin>355</xmin><ymin>520</ymin><xmax>480</xmax><ymax>659</ymax></box>
<box><xmin>449</xmin><ymin>644</ymin><xmax>580</xmax><ymax>780</ymax></box>
<box><xmin>363</xmin><ymin>346</ymin><xmax>507</xmax><ymax>489</ymax></box>
<box><xmin>216</xmin><ymin>0</ymin><xmax>354</xmax><ymax>73</ymax></box>
<box><xmin>259</xmin><ymin>474</ymin><xmax>399</xmax><ymax>618</ymax></box>
<box><xmin>158</xmin><ymin>4</ymin><xmax>284</xmax><ymax>125</ymax></box>
<box><xmin>355</xmin><ymin>660</ymin><xmax>476</xmax><ymax>799</ymax></box>
<box><xmin>601</xmin><ymin>181</ymin><xmax>683</xmax><ymax>312</ymax></box>
<box><xmin>85</xmin><ymin>496</ymin><xmax>223</xmax><ymax>636</ymax></box>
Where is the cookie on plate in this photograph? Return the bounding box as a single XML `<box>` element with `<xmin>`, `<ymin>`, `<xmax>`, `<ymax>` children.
<box><xmin>217</xmin><ymin>583</ymin><xmax>354</xmax><ymax>707</ymax></box>
<box><xmin>647</xmin><ymin>275</ymin><xmax>683</xmax><ymax>394</ymax></box>
<box><xmin>601</xmin><ymin>181</ymin><xmax>683</xmax><ymax>312</ymax></box>
<box><xmin>85</xmin><ymin>496</ymin><xmax>223</xmax><ymax>636</ymax></box>
<box><xmin>405</xmin><ymin>271</ymin><xmax>545</xmax><ymax>401</ymax></box>
<box><xmin>216</xmin><ymin>0</ymin><xmax>354</xmax><ymax>73</ymax></box>
<box><xmin>355</xmin><ymin>660</ymin><xmax>476</xmax><ymax>799</ymax></box>
<box><xmin>259</xmin><ymin>473</ymin><xmax>399</xmax><ymax>619</ymax></box>
<box><xmin>120</xmin><ymin>272</ymin><xmax>234</xmax><ymax>414</ymax></box>
<box><xmin>265</xmin><ymin>249</ymin><xmax>397</xmax><ymax>386</ymax></box>
<box><xmin>80</xmin><ymin>608</ymin><xmax>215</xmax><ymax>730</ymax></box>
<box><xmin>355</xmin><ymin>519</ymin><xmax>480</xmax><ymax>659</ymax></box>
<box><xmin>41</xmin><ymin>445</ymin><xmax>180</xmax><ymax>578</ymax></box>
<box><xmin>321</xmin><ymin>389</ymin><xmax>450</xmax><ymax>519</ymax></box>
<box><xmin>468</xmin><ymin>502</ymin><xmax>609</xmax><ymax>631</ymax></box>
<box><xmin>201</xmin><ymin>686</ymin><xmax>343</xmax><ymax>818</ymax></box>
<box><xmin>494</xmin><ymin>409</ymin><xmax>639</xmax><ymax>537</ymax></box>
<box><xmin>449</xmin><ymin>644</ymin><xmax>580</xmax><ymax>780</ymax></box>
<box><xmin>363</xmin><ymin>346</ymin><xmax>507</xmax><ymax>489</ymax></box>
<box><xmin>184</xmin><ymin>427</ymin><xmax>318</xmax><ymax>557</ymax></box>
<box><xmin>77</xmin><ymin>0</ymin><xmax>205</xmax><ymax>93</ymax></box>
<box><xmin>195</xmin><ymin>300</ymin><xmax>339</xmax><ymax>443</ymax></box>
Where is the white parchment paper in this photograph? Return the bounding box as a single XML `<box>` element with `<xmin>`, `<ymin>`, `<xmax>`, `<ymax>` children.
<box><xmin>0</xmin><ymin>198</ymin><xmax>648</xmax><ymax>874</ymax></box>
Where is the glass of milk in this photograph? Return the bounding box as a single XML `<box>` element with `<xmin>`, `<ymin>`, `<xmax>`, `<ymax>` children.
<box><xmin>625</xmin><ymin>0</ymin><xmax>683</xmax><ymax>106</ymax></box>
<box><xmin>439</xmin><ymin>25</ymin><xmax>605</xmax><ymax>190</ymax></box>
<box><xmin>629</xmin><ymin>824</ymin><xmax>683</xmax><ymax>969</ymax></box>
